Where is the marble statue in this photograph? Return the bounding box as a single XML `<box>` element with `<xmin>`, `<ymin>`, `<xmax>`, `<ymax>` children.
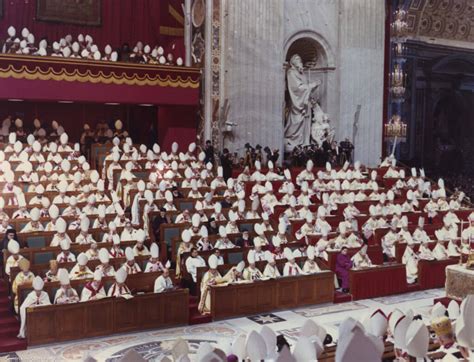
<box><xmin>311</xmin><ymin>104</ymin><xmax>335</xmax><ymax>147</ymax></box>
<box><xmin>284</xmin><ymin>54</ymin><xmax>321</xmax><ymax>152</ymax></box>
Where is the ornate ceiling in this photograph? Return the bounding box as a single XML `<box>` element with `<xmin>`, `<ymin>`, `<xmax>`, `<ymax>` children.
<box><xmin>406</xmin><ymin>0</ymin><xmax>474</xmax><ymax>46</ymax></box>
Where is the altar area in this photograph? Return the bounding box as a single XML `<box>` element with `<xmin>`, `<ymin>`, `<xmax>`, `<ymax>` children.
<box><xmin>446</xmin><ymin>264</ymin><xmax>474</xmax><ymax>300</ymax></box>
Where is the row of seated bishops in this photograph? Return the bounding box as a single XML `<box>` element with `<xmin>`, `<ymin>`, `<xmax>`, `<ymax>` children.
<box><xmin>160</xmin><ymin>297</ymin><xmax>473</xmax><ymax>361</ymax></box>
<box><xmin>1</xmin><ymin>26</ymin><xmax>184</xmax><ymax>66</ymax></box>
<box><xmin>2</xmin><ymin>119</ymin><xmax>474</xmax><ymax>344</ymax></box>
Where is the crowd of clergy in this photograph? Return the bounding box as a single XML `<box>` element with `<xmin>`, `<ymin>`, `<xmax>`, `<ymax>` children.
<box><xmin>159</xmin><ymin>295</ymin><xmax>474</xmax><ymax>361</ymax></box>
<box><xmin>1</xmin><ymin>26</ymin><xmax>183</xmax><ymax>65</ymax></box>
<box><xmin>1</xmin><ymin>117</ymin><xmax>473</xmax><ymax>349</ymax></box>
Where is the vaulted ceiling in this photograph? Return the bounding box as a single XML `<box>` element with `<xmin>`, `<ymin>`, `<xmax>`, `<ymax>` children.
<box><xmin>406</xmin><ymin>0</ymin><xmax>474</xmax><ymax>48</ymax></box>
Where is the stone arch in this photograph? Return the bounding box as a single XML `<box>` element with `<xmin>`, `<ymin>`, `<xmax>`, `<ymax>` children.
<box><xmin>283</xmin><ymin>30</ymin><xmax>335</xmax><ymax>68</ymax></box>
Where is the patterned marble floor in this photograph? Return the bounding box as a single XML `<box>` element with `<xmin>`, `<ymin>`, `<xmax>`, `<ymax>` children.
<box><xmin>0</xmin><ymin>288</ymin><xmax>444</xmax><ymax>362</ymax></box>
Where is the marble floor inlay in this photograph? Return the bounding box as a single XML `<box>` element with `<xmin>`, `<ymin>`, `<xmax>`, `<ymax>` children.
<box><xmin>2</xmin><ymin>288</ymin><xmax>444</xmax><ymax>362</ymax></box>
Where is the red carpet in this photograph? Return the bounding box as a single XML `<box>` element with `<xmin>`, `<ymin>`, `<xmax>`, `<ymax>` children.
<box><xmin>188</xmin><ymin>296</ymin><xmax>212</xmax><ymax>325</ymax></box>
<box><xmin>334</xmin><ymin>291</ymin><xmax>352</xmax><ymax>303</ymax></box>
<box><xmin>0</xmin><ymin>281</ymin><xmax>27</xmax><ymax>353</ymax></box>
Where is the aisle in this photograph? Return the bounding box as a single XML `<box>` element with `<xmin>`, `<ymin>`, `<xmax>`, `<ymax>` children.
<box><xmin>2</xmin><ymin>288</ymin><xmax>444</xmax><ymax>361</ymax></box>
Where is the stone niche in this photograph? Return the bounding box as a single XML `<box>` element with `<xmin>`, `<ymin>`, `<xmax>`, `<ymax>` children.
<box><xmin>219</xmin><ymin>0</ymin><xmax>385</xmax><ymax>166</ymax></box>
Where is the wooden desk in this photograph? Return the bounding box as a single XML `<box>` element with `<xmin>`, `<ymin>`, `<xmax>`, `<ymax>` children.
<box><xmin>349</xmin><ymin>263</ymin><xmax>408</xmax><ymax>300</ymax></box>
<box><xmin>27</xmin><ymin>289</ymin><xmax>189</xmax><ymax>346</ymax></box>
<box><xmin>327</xmin><ymin>245</ymin><xmax>383</xmax><ymax>272</ymax></box>
<box><xmin>210</xmin><ymin>272</ymin><xmax>334</xmax><ymax>320</ymax></box>
<box><xmin>418</xmin><ymin>258</ymin><xmax>459</xmax><ymax>290</ymax></box>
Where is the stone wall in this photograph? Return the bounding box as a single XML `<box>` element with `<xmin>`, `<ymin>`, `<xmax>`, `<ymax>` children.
<box><xmin>218</xmin><ymin>0</ymin><xmax>385</xmax><ymax>166</ymax></box>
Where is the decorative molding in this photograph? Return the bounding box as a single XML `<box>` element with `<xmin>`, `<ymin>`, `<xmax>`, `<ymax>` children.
<box><xmin>0</xmin><ymin>64</ymin><xmax>199</xmax><ymax>88</ymax></box>
<box><xmin>159</xmin><ymin>26</ymin><xmax>185</xmax><ymax>37</ymax></box>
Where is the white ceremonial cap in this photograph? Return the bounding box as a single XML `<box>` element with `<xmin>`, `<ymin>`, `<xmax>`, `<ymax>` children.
<box><xmin>236</xmin><ymin>261</ymin><xmax>245</xmax><ymax>273</ymax></box>
<box><xmin>112</xmin><ymin>234</ymin><xmax>120</xmax><ymax>246</ymax></box>
<box><xmin>7</xmin><ymin>26</ymin><xmax>16</xmax><ymax>37</ymax></box>
<box><xmin>195</xmin><ymin>200</ymin><xmax>203</xmax><ymax>211</ymax></box>
<box><xmin>30</xmin><ymin>207</ymin><xmax>40</xmax><ymax>222</ymax></box>
<box><xmin>405</xmin><ymin>320</ymin><xmax>429</xmax><ymax>358</ymax></box>
<box><xmin>219</xmin><ymin>225</ymin><xmax>227</xmax><ymax>238</ymax></box>
<box><xmin>136</xmin><ymin>229</ymin><xmax>146</xmax><ymax>243</ymax></box>
<box><xmin>77</xmin><ymin>252</ymin><xmax>88</xmax><ymax>266</ymax></box>
<box><xmin>247</xmin><ymin>249</ymin><xmax>256</xmax><ymax>264</ymax></box>
<box><xmin>455</xmin><ymin>295</ymin><xmax>474</xmax><ymax>348</ymax></box>
<box><xmin>171</xmin><ymin>142</ymin><xmax>179</xmax><ymax>153</ymax></box>
<box><xmin>272</xmin><ymin>236</ymin><xmax>281</xmax><ymax>248</ymax></box>
<box><xmin>388</xmin><ymin>308</ymin><xmax>404</xmax><ymax>334</ymax></box>
<box><xmin>181</xmin><ymin>229</ymin><xmax>191</xmax><ymax>243</ymax></box>
<box><xmin>335</xmin><ymin>324</ymin><xmax>383</xmax><ymax>362</ymax></box>
<box><xmin>208</xmin><ymin>254</ymin><xmax>218</xmax><ymax>269</ymax></box>
<box><xmin>265</xmin><ymin>250</ymin><xmax>275</xmax><ymax>263</ymax></box>
<box><xmin>99</xmin><ymin>248</ymin><xmax>110</xmax><ymax>263</ymax></box>
<box><xmin>56</xmin><ymin>218</ymin><xmax>67</xmax><ymax>233</ymax></box>
<box><xmin>283</xmin><ymin>247</ymin><xmax>293</xmax><ymax>260</ymax></box>
<box><xmin>217</xmin><ymin>166</ymin><xmax>223</xmax><ymax>178</ymax></box>
<box><xmin>144</xmin><ymin>190</ymin><xmax>154</xmax><ymax>204</ymax></box>
<box><xmin>293</xmin><ymin>335</ymin><xmax>317</xmax><ymax>361</ymax></box>
<box><xmin>49</xmin><ymin>204</ymin><xmax>59</xmax><ymax>219</ymax></box>
<box><xmin>300</xmin><ymin>319</ymin><xmax>327</xmax><ymax>343</ymax></box>
<box><xmin>230</xmin><ymin>334</ymin><xmax>247</xmax><ymax>361</ymax></box>
<box><xmin>199</xmin><ymin>225</ymin><xmax>208</xmax><ymax>238</ymax></box>
<box><xmin>165</xmin><ymin>190</ymin><xmax>173</xmax><ymax>202</ymax></box>
<box><xmin>7</xmin><ymin>240</ymin><xmax>20</xmax><ymax>254</ymax></box>
<box><xmin>431</xmin><ymin>302</ymin><xmax>447</xmax><ymax>318</ymax></box>
<box><xmin>8</xmin><ymin>132</ymin><xmax>16</xmax><ymax>144</ymax></box>
<box><xmin>60</xmin><ymin>238</ymin><xmax>71</xmax><ymax>251</ymax></box>
<box><xmin>115</xmin><ymin>267</ymin><xmax>128</xmax><ymax>283</ymax></box>
<box><xmin>245</xmin><ymin>330</ymin><xmax>267</xmax><ymax>361</ymax></box>
<box><xmin>150</xmin><ymin>243</ymin><xmax>159</xmax><ymax>258</ymax></box>
<box><xmin>93</xmin><ymin>269</ymin><xmax>103</xmax><ymax>281</ymax></box>
<box><xmin>368</xmin><ymin>309</ymin><xmax>388</xmax><ymax>338</ymax></box>
<box><xmin>228</xmin><ymin>210</ymin><xmax>237</xmax><ymax>222</ymax></box>
<box><xmin>393</xmin><ymin>312</ymin><xmax>414</xmax><ymax>350</ymax></box>
<box><xmin>58</xmin><ymin>268</ymin><xmax>70</xmax><ymax>285</ymax></box>
<box><xmin>80</xmin><ymin>217</ymin><xmax>90</xmax><ymax>232</ymax></box>
<box><xmin>14</xmin><ymin>140</ymin><xmax>22</xmax><ymax>153</ymax></box>
<box><xmin>254</xmin><ymin>223</ymin><xmax>264</xmax><ymax>236</ymax></box>
<box><xmin>97</xmin><ymin>204</ymin><xmax>106</xmax><ymax>218</ymax></box>
<box><xmin>306</xmin><ymin>160</ymin><xmax>313</xmax><ymax>171</ymax></box>
<box><xmin>307</xmin><ymin>246</ymin><xmax>315</xmax><ymax>260</ymax></box>
<box><xmin>125</xmin><ymin>247</ymin><xmax>134</xmax><ymax>261</ymax></box>
<box><xmin>33</xmin><ymin>276</ymin><xmax>44</xmax><ymax>290</ymax></box>
<box><xmin>447</xmin><ymin>300</ymin><xmax>460</xmax><ymax>320</ymax></box>
<box><xmin>278</xmin><ymin>223</ymin><xmax>286</xmax><ymax>234</ymax></box>
<box><xmin>214</xmin><ymin>203</ymin><xmax>222</xmax><ymax>213</ymax></box>
<box><xmin>195</xmin><ymin>342</ymin><xmax>214</xmax><ymax>362</ymax></box>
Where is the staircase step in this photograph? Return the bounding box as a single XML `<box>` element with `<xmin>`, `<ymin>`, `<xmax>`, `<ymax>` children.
<box><xmin>334</xmin><ymin>291</ymin><xmax>352</xmax><ymax>304</ymax></box>
<box><xmin>406</xmin><ymin>283</ymin><xmax>421</xmax><ymax>292</ymax></box>
<box><xmin>0</xmin><ymin>316</ymin><xmax>19</xmax><ymax>327</ymax></box>
<box><xmin>189</xmin><ymin>313</ymin><xmax>212</xmax><ymax>325</ymax></box>
<box><xmin>0</xmin><ymin>336</ymin><xmax>27</xmax><ymax>353</ymax></box>
<box><xmin>0</xmin><ymin>309</ymin><xmax>12</xmax><ymax>318</ymax></box>
<box><xmin>0</xmin><ymin>325</ymin><xmax>21</xmax><ymax>338</ymax></box>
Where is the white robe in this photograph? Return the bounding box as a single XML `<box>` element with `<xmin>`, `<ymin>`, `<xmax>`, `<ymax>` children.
<box><xmin>18</xmin><ymin>291</ymin><xmax>51</xmax><ymax>338</ymax></box>
<box><xmin>283</xmin><ymin>262</ymin><xmax>303</xmax><ymax>276</ymax></box>
<box><xmin>154</xmin><ymin>275</ymin><xmax>173</xmax><ymax>293</ymax></box>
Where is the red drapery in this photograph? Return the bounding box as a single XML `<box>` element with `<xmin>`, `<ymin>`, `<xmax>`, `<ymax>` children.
<box><xmin>0</xmin><ymin>0</ymin><xmax>184</xmax><ymax>56</ymax></box>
